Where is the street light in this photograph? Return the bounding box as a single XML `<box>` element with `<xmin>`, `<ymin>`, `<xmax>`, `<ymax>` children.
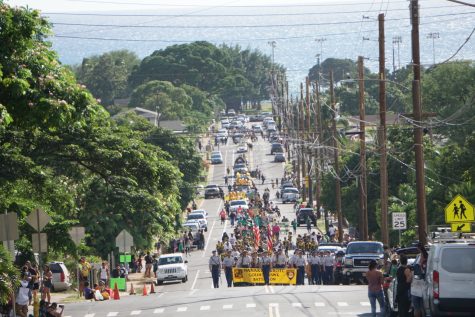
<box><xmin>315</xmin><ymin>38</ymin><xmax>327</xmax><ymax>62</ymax></box>
<box><xmin>267</xmin><ymin>41</ymin><xmax>276</xmax><ymax>66</ymax></box>
<box><xmin>392</xmin><ymin>36</ymin><xmax>402</xmax><ymax>72</ymax></box>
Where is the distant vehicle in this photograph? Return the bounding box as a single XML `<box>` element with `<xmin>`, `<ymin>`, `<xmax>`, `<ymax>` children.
<box><xmin>281</xmin><ymin>187</ymin><xmax>299</xmax><ymax>203</ymax></box>
<box><xmin>343</xmin><ymin>241</ymin><xmax>384</xmax><ymax>285</ymax></box>
<box><xmin>156</xmin><ymin>253</ymin><xmax>188</xmax><ymax>285</ymax></box>
<box><xmin>271</xmin><ymin>143</ymin><xmax>284</xmax><ymax>155</ymax></box>
<box><xmin>281</xmin><ymin>181</ymin><xmax>294</xmax><ymax>190</ymax></box>
<box><xmin>274</xmin><ymin>152</ymin><xmax>286</xmax><ymax>163</ymax></box>
<box><xmin>204</xmin><ymin>185</ymin><xmax>220</xmax><ymax>199</ymax></box>
<box><xmin>317</xmin><ymin>245</ymin><xmax>343</xmax><ymax>255</ymax></box>
<box><xmin>296</xmin><ymin>208</ymin><xmax>317</xmax><ymax>226</ymax></box>
<box><xmin>189</xmin><ymin>209</ymin><xmax>208</xmax><ymax>218</ymax></box>
<box><xmin>249</xmin><ymin>115</ymin><xmax>262</xmax><ymax>122</ymax></box>
<box><xmin>48</xmin><ymin>262</ymin><xmax>71</xmax><ymax>292</ymax></box>
<box><xmin>423</xmin><ymin>239</ymin><xmax>475</xmax><ymax>316</ymax></box>
<box><xmin>184</xmin><ymin>218</ymin><xmax>207</xmax><ymax>231</ymax></box>
<box><xmin>229</xmin><ymin>199</ymin><xmax>249</xmax><ymax>213</ymax></box>
<box><xmin>227</xmin><ymin>109</ymin><xmax>236</xmax><ymax>116</ymax></box>
<box><xmin>252</xmin><ymin>125</ymin><xmax>263</xmax><ymax>133</ymax></box>
<box><xmin>182</xmin><ymin>221</ymin><xmax>200</xmax><ymax>233</ymax></box>
<box><xmin>237</xmin><ymin>146</ymin><xmax>247</xmax><ymax>153</ymax></box>
<box><xmin>210</xmin><ymin>152</ymin><xmax>223</xmax><ymax>164</ymax></box>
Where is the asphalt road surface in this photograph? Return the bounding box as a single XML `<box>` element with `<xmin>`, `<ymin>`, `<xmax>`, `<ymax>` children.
<box><xmin>60</xmin><ymin>128</ymin><xmax>376</xmax><ymax>317</ymax></box>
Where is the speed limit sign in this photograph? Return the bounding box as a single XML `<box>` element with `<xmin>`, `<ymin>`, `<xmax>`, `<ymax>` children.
<box><xmin>392</xmin><ymin>212</ymin><xmax>407</xmax><ymax>230</ymax></box>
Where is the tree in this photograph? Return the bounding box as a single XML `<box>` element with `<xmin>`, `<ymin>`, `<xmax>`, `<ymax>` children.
<box><xmin>0</xmin><ymin>245</ymin><xmax>20</xmax><ymax>305</ymax></box>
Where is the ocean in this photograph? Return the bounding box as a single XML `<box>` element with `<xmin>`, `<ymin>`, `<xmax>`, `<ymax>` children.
<box><xmin>39</xmin><ymin>0</ymin><xmax>475</xmax><ymax>91</ymax></box>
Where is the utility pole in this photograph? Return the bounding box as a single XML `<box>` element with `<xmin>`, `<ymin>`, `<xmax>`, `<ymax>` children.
<box><xmin>358</xmin><ymin>56</ymin><xmax>368</xmax><ymax>241</ymax></box>
<box><xmin>427</xmin><ymin>32</ymin><xmax>439</xmax><ymax>65</ymax></box>
<box><xmin>315</xmin><ymin>38</ymin><xmax>327</xmax><ymax>63</ymax></box>
<box><xmin>392</xmin><ymin>36</ymin><xmax>402</xmax><ymax>71</ymax></box>
<box><xmin>330</xmin><ymin>71</ymin><xmax>343</xmax><ymax>243</ymax></box>
<box><xmin>315</xmin><ymin>80</ymin><xmax>327</xmax><ymax>232</ymax></box>
<box><xmin>410</xmin><ymin>0</ymin><xmax>428</xmax><ymax>245</ymax></box>
<box><xmin>295</xmin><ymin>97</ymin><xmax>301</xmax><ymax>191</ymax></box>
<box><xmin>306</xmin><ymin>77</ymin><xmax>312</xmax><ymax>205</ymax></box>
<box><xmin>299</xmin><ymin>83</ymin><xmax>306</xmax><ymax>202</ymax></box>
<box><xmin>379</xmin><ymin>13</ymin><xmax>389</xmax><ymax>245</ymax></box>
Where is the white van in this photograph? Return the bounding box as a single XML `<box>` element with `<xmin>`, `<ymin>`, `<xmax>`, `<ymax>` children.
<box><xmin>423</xmin><ymin>239</ymin><xmax>475</xmax><ymax>316</ymax></box>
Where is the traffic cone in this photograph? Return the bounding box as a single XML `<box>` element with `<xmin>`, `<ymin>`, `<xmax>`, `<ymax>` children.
<box><xmin>113</xmin><ymin>282</ymin><xmax>120</xmax><ymax>300</ymax></box>
<box><xmin>129</xmin><ymin>283</ymin><xmax>136</xmax><ymax>295</ymax></box>
<box><xmin>142</xmin><ymin>284</ymin><xmax>148</xmax><ymax>296</ymax></box>
<box><xmin>150</xmin><ymin>282</ymin><xmax>156</xmax><ymax>294</ymax></box>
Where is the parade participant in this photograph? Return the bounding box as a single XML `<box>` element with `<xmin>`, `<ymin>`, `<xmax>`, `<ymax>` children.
<box><xmin>229</xmin><ymin>233</ymin><xmax>237</xmax><ymax>246</ymax></box>
<box><xmin>323</xmin><ymin>251</ymin><xmax>334</xmax><ymax>284</ymax></box>
<box><xmin>237</xmin><ymin>250</ymin><xmax>252</xmax><ymax>268</ymax></box>
<box><xmin>222</xmin><ymin>251</ymin><xmax>235</xmax><ymax>288</ymax></box>
<box><xmin>209</xmin><ymin>250</ymin><xmax>221</xmax><ymax>288</ymax></box>
<box><xmin>366</xmin><ymin>260</ymin><xmax>385</xmax><ymax>317</ymax></box>
<box><xmin>260</xmin><ymin>251</ymin><xmax>272</xmax><ymax>285</ymax></box>
<box><xmin>294</xmin><ymin>250</ymin><xmax>306</xmax><ymax>285</ymax></box>
<box><xmin>223</xmin><ymin>240</ymin><xmax>233</xmax><ymax>252</ymax></box>
<box><xmin>219</xmin><ymin>209</ymin><xmax>226</xmax><ymax>225</ymax></box>
<box><xmin>308</xmin><ymin>250</ymin><xmax>321</xmax><ymax>285</ymax></box>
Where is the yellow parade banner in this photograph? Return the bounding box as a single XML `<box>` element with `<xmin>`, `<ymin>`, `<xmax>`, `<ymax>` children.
<box><xmin>232</xmin><ymin>268</ymin><xmax>297</xmax><ymax>285</ymax></box>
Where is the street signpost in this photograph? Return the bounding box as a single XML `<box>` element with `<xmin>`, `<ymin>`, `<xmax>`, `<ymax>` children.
<box><xmin>68</xmin><ymin>226</ymin><xmax>86</xmax><ymax>246</ymax></box>
<box><xmin>32</xmin><ymin>233</ymin><xmax>48</xmax><ymax>253</ymax></box>
<box><xmin>451</xmin><ymin>222</ymin><xmax>472</xmax><ymax>233</ymax></box>
<box><xmin>26</xmin><ymin>208</ymin><xmax>51</xmax><ymax>232</ymax></box>
<box><xmin>0</xmin><ymin>212</ymin><xmax>19</xmax><ymax>257</ymax></box>
<box><xmin>392</xmin><ymin>212</ymin><xmax>407</xmax><ymax>244</ymax></box>
<box><xmin>115</xmin><ymin>229</ymin><xmax>134</xmax><ymax>253</ymax></box>
<box><xmin>445</xmin><ymin>194</ymin><xmax>474</xmax><ymax>223</ymax></box>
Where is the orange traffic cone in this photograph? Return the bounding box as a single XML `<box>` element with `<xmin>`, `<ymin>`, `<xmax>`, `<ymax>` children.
<box><xmin>150</xmin><ymin>283</ymin><xmax>156</xmax><ymax>294</ymax></box>
<box><xmin>142</xmin><ymin>284</ymin><xmax>148</xmax><ymax>296</ymax></box>
<box><xmin>129</xmin><ymin>283</ymin><xmax>136</xmax><ymax>295</ymax></box>
<box><xmin>113</xmin><ymin>283</ymin><xmax>120</xmax><ymax>300</ymax></box>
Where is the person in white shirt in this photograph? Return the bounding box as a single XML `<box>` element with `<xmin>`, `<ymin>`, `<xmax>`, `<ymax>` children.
<box><xmin>273</xmin><ymin>249</ymin><xmax>288</xmax><ymax>268</ymax></box>
<box><xmin>16</xmin><ymin>273</ymin><xmax>30</xmax><ymax>317</ymax></box>
<box><xmin>224</xmin><ymin>241</ymin><xmax>233</xmax><ymax>252</ymax></box>
<box><xmin>323</xmin><ymin>251</ymin><xmax>335</xmax><ymax>284</ymax></box>
<box><xmin>229</xmin><ymin>233</ymin><xmax>237</xmax><ymax>246</ymax></box>
<box><xmin>308</xmin><ymin>250</ymin><xmax>320</xmax><ymax>285</ymax></box>
<box><xmin>294</xmin><ymin>250</ymin><xmax>307</xmax><ymax>285</ymax></box>
<box><xmin>237</xmin><ymin>250</ymin><xmax>252</xmax><ymax>268</ymax></box>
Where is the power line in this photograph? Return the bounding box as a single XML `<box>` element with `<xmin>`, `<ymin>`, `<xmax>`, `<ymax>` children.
<box><xmin>50</xmin><ymin>11</ymin><xmax>475</xmax><ymax>29</ymax></box>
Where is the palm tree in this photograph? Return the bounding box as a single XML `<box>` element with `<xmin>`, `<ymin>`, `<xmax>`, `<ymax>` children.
<box><xmin>0</xmin><ymin>245</ymin><xmax>20</xmax><ymax>305</ymax></box>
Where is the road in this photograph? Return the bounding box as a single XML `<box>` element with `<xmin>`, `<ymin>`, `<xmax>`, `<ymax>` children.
<box><xmin>60</xmin><ymin>128</ymin><xmax>374</xmax><ymax>317</ymax></box>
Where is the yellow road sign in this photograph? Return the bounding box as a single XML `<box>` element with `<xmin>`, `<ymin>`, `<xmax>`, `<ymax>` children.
<box><xmin>451</xmin><ymin>222</ymin><xmax>472</xmax><ymax>233</ymax></box>
<box><xmin>445</xmin><ymin>194</ymin><xmax>474</xmax><ymax>223</ymax></box>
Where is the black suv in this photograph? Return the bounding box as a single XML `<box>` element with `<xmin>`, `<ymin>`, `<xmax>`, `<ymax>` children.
<box><xmin>296</xmin><ymin>208</ymin><xmax>317</xmax><ymax>226</ymax></box>
<box><xmin>270</xmin><ymin>143</ymin><xmax>284</xmax><ymax>155</ymax></box>
<box><xmin>342</xmin><ymin>241</ymin><xmax>384</xmax><ymax>284</ymax></box>
<box><xmin>204</xmin><ymin>185</ymin><xmax>220</xmax><ymax>199</ymax></box>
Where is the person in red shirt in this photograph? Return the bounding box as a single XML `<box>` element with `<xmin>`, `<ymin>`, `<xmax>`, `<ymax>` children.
<box><xmin>219</xmin><ymin>209</ymin><xmax>226</xmax><ymax>224</ymax></box>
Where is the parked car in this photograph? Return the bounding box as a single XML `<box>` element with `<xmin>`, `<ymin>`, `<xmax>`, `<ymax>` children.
<box><xmin>189</xmin><ymin>209</ymin><xmax>208</xmax><ymax>218</ymax></box>
<box><xmin>184</xmin><ymin>218</ymin><xmax>207</xmax><ymax>231</ymax></box>
<box><xmin>48</xmin><ymin>262</ymin><xmax>71</xmax><ymax>292</ymax></box>
<box><xmin>236</xmin><ymin>146</ymin><xmax>247</xmax><ymax>153</ymax></box>
<box><xmin>228</xmin><ymin>109</ymin><xmax>236</xmax><ymax>116</ymax></box>
<box><xmin>281</xmin><ymin>187</ymin><xmax>299</xmax><ymax>203</ymax></box>
<box><xmin>204</xmin><ymin>184</ymin><xmax>220</xmax><ymax>199</ymax></box>
<box><xmin>274</xmin><ymin>152</ymin><xmax>286</xmax><ymax>163</ymax></box>
<box><xmin>210</xmin><ymin>152</ymin><xmax>223</xmax><ymax>164</ymax></box>
<box><xmin>343</xmin><ymin>241</ymin><xmax>384</xmax><ymax>285</ymax></box>
<box><xmin>156</xmin><ymin>253</ymin><xmax>188</xmax><ymax>285</ymax></box>
<box><xmin>186</xmin><ymin>213</ymin><xmax>208</xmax><ymax>229</ymax></box>
<box><xmin>271</xmin><ymin>143</ymin><xmax>284</xmax><ymax>155</ymax></box>
<box><xmin>296</xmin><ymin>208</ymin><xmax>317</xmax><ymax>226</ymax></box>
<box><xmin>182</xmin><ymin>221</ymin><xmax>200</xmax><ymax>233</ymax></box>
<box><xmin>423</xmin><ymin>239</ymin><xmax>475</xmax><ymax>316</ymax></box>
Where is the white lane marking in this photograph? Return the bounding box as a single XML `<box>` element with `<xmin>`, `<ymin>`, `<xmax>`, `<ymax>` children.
<box><xmin>292</xmin><ymin>303</ymin><xmax>302</xmax><ymax>307</ymax></box>
<box><xmin>223</xmin><ymin>304</ymin><xmax>233</xmax><ymax>309</ymax></box>
<box><xmin>246</xmin><ymin>303</ymin><xmax>256</xmax><ymax>308</ymax></box>
<box><xmin>360</xmin><ymin>302</ymin><xmax>371</xmax><ymax>306</ymax></box>
<box><xmin>269</xmin><ymin>303</ymin><xmax>281</xmax><ymax>317</ymax></box>
<box><xmin>107</xmin><ymin>313</ymin><xmax>118</xmax><ymax>317</ymax></box>
<box><xmin>189</xmin><ymin>289</ymin><xmax>198</xmax><ymax>296</ymax></box>
<box><xmin>202</xmin><ymin>219</ymin><xmax>217</xmax><ymax>257</ymax></box>
<box><xmin>153</xmin><ymin>308</ymin><xmax>164</xmax><ymax>314</ymax></box>
<box><xmin>84</xmin><ymin>314</ymin><xmax>95</xmax><ymax>317</ymax></box>
<box><xmin>337</xmin><ymin>302</ymin><xmax>349</xmax><ymax>307</ymax></box>
<box><xmin>264</xmin><ymin>285</ymin><xmax>269</xmax><ymax>293</ymax></box>
<box><xmin>269</xmin><ymin>285</ymin><xmax>275</xmax><ymax>293</ymax></box>
<box><xmin>314</xmin><ymin>302</ymin><xmax>326</xmax><ymax>307</ymax></box>
<box><xmin>190</xmin><ymin>269</ymin><xmax>200</xmax><ymax>290</ymax></box>
<box><xmin>130</xmin><ymin>311</ymin><xmax>141</xmax><ymax>315</ymax></box>
<box><xmin>200</xmin><ymin>306</ymin><xmax>210</xmax><ymax>311</ymax></box>
<box><xmin>177</xmin><ymin>307</ymin><xmax>188</xmax><ymax>312</ymax></box>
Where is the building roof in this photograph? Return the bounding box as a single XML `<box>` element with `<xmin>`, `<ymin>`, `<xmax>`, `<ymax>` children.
<box><xmin>159</xmin><ymin>120</ymin><xmax>187</xmax><ymax>133</ymax></box>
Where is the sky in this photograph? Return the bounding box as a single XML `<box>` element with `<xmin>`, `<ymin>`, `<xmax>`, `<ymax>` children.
<box><xmin>6</xmin><ymin>0</ymin><xmax>342</xmax><ymax>12</ymax></box>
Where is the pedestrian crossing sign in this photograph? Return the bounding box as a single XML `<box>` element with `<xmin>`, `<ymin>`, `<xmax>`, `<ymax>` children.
<box><xmin>445</xmin><ymin>194</ymin><xmax>474</xmax><ymax>223</ymax></box>
<box><xmin>450</xmin><ymin>222</ymin><xmax>472</xmax><ymax>233</ymax></box>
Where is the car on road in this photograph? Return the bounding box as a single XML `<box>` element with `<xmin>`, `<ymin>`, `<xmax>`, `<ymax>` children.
<box><xmin>184</xmin><ymin>218</ymin><xmax>207</xmax><ymax>231</ymax></box>
<box><xmin>252</xmin><ymin>125</ymin><xmax>263</xmax><ymax>133</ymax></box>
<box><xmin>343</xmin><ymin>241</ymin><xmax>384</xmax><ymax>285</ymax></box>
<box><xmin>156</xmin><ymin>253</ymin><xmax>188</xmax><ymax>285</ymax></box>
<box><xmin>274</xmin><ymin>152</ymin><xmax>286</xmax><ymax>163</ymax></box>
<box><xmin>281</xmin><ymin>187</ymin><xmax>299</xmax><ymax>203</ymax></box>
<box><xmin>229</xmin><ymin>199</ymin><xmax>249</xmax><ymax>213</ymax></box>
<box><xmin>182</xmin><ymin>221</ymin><xmax>200</xmax><ymax>234</ymax></box>
<box><xmin>236</xmin><ymin>146</ymin><xmax>247</xmax><ymax>153</ymax></box>
<box><xmin>233</xmin><ymin>163</ymin><xmax>248</xmax><ymax>174</ymax></box>
<box><xmin>204</xmin><ymin>184</ymin><xmax>220</xmax><ymax>199</ymax></box>
<box><xmin>296</xmin><ymin>208</ymin><xmax>317</xmax><ymax>226</ymax></box>
<box><xmin>210</xmin><ymin>152</ymin><xmax>223</xmax><ymax>164</ymax></box>
<box><xmin>48</xmin><ymin>262</ymin><xmax>71</xmax><ymax>292</ymax></box>
<box><xmin>271</xmin><ymin>143</ymin><xmax>284</xmax><ymax>155</ymax></box>
<box><xmin>189</xmin><ymin>209</ymin><xmax>208</xmax><ymax>218</ymax></box>
<box><xmin>228</xmin><ymin>109</ymin><xmax>236</xmax><ymax>116</ymax></box>
<box><xmin>422</xmin><ymin>239</ymin><xmax>475</xmax><ymax>317</ymax></box>
<box><xmin>317</xmin><ymin>244</ymin><xmax>344</xmax><ymax>255</ymax></box>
